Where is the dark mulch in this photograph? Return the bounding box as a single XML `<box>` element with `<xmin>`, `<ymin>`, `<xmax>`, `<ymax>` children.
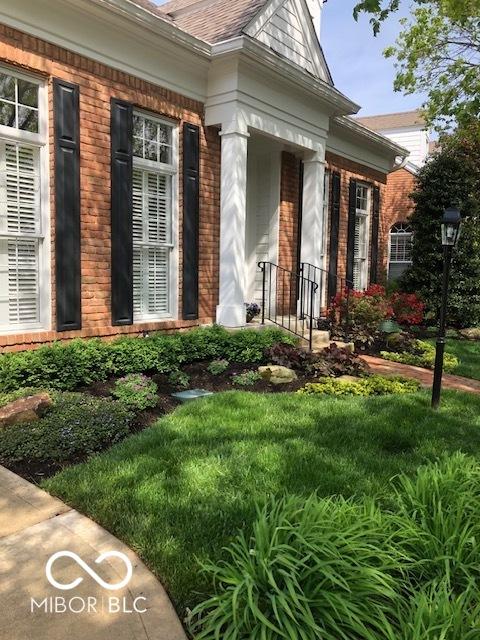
<box><xmin>6</xmin><ymin>362</ymin><xmax>307</xmax><ymax>484</ymax></box>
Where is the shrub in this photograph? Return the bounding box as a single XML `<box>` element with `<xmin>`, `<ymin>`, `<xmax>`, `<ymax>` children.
<box><xmin>231</xmin><ymin>371</ymin><xmax>261</xmax><ymax>387</ymax></box>
<box><xmin>112</xmin><ymin>374</ymin><xmax>157</xmax><ymax>411</ymax></box>
<box><xmin>311</xmin><ymin>343</ymin><xmax>369</xmax><ymax>378</ymax></box>
<box><xmin>298</xmin><ymin>375</ymin><xmax>421</xmax><ymax>397</ymax></box>
<box><xmin>168</xmin><ymin>370</ymin><xmax>190</xmax><ymax>389</ymax></box>
<box><xmin>264</xmin><ymin>343</ymin><xmax>312</xmax><ymax>371</ymax></box>
<box><xmin>0</xmin><ymin>326</ymin><xmax>293</xmax><ymax>393</ymax></box>
<box><xmin>190</xmin><ymin>454</ymin><xmax>480</xmax><ymax>640</ymax></box>
<box><xmin>0</xmin><ymin>393</ymin><xmax>131</xmax><ymax>465</ymax></box>
<box><xmin>390</xmin><ymin>292</ymin><xmax>425</xmax><ymax>326</ymax></box>
<box><xmin>207</xmin><ymin>359</ymin><xmax>230</xmax><ymax>375</ymax></box>
<box><xmin>381</xmin><ymin>340</ymin><xmax>459</xmax><ymax>372</ymax></box>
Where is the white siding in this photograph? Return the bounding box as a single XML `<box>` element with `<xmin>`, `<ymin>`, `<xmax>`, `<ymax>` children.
<box><xmin>379</xmin><ymin>127</ymin><xmax>429</xmax><ymax>167</ymax></box>
<box><xmin>257</xmin><ymin>2</ymin><xmax>315</xmax><ymax>75</ymax></box>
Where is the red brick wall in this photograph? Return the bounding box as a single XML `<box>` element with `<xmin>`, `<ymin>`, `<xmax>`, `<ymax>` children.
<box><xmin>0</xmin><ymin>24</ymin><xmax>220</xmax><ymax>352</ymax></box>
<box><xmin>278</xmin><ymin>151</ymin><xmax>301</xmax><ymax>273</ymax></box>
<box><xmin>325</xmin><ymin>151</ymin><xmax>387</xmax><ymax>286</ymax></box>
<box><xmin>380</xmin><ymin>167</ymin><xmax>416</xmax><ymax>277</ymax></box>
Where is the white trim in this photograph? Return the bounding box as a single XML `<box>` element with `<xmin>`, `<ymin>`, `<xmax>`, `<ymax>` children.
<box><xmin>0</xmin><ymin>67</ymin><xmax>50</xmax><ymax>334</ymax></box>
<box><xmin>132</xmin><ymin>110</ymin><xmax>179</xmax><ymax>323</ymax></box>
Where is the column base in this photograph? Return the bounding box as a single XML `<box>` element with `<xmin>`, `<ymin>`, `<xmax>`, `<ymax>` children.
<box><xmin>216</xmin><ymin>304</ymin><xmax>246</xmax><ymax>328</ymax></box>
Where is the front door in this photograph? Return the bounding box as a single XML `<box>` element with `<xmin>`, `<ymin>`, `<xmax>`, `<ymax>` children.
<box><xmin>245</xmin><ymin>141</ymin><xmax>281</xmax><ymax>306</ymax></box>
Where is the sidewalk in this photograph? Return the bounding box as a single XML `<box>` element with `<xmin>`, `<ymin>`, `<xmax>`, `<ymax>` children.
<box><xmin>0</xmin><ymin>465</ymin><xmax>186</xmax><ymax>640</ymax></box>
<box><xmin>362</xmin><ymin>355</ymin><xmax>480</xmax><ymax>395</ymax></box>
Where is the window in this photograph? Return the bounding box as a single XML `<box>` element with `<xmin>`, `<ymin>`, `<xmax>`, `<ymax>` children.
<box><xmin>321</xmin><ymin>170</ymin><xmax>330</xmax><ymax>259</ymax></box>
<box><xmin>132</xmin><ymin>112</ymin><xmax>177</xmax><ymax>321</ymax></box>
<box><xmin>353</xmin><ymin>183</ymin><xmax>370</xmax><ymax>290</ymax></box>
<box><xmin>0</xmin><ymin>69</ymin><xmax>47</xmax><ymax>332</ymax></box>
<box><xmin>389</xmin><ymin>222</ymin><xmax>413</xmax><ymax>281</ymax></box>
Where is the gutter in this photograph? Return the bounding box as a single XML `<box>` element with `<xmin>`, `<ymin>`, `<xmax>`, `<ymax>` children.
<box><xmin>335</xmin><ymin>116</ymin><xmax>409</xmax><ymax>157</ymax></box>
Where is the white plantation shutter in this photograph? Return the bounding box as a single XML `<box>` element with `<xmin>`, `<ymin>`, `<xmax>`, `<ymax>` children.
<box><xmin>132</xmin><ymin>163</ymin><xmax>173</xmax><ymax>320</ymax></box>
<box><xmin>0</xmin><ymin>141</ymin><xmax>42</xmax><ymax>328</ymax></box>
<box><xmin>353</xmin><ymin>183</ymin><xmax>371</xmax><ymax>291</ymax></box>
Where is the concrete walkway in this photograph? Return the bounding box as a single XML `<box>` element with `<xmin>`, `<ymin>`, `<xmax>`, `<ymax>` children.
<box><xmin>0</xmin><ymin>465</ymin><xmax>187</xmax><ymax>640</ymax></box>
<box><xmin>363</xmin><ymin>355</ymin><xmax>480</xmax><ymax>395</ymax></box>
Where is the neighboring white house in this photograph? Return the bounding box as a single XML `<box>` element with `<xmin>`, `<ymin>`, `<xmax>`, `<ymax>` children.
<box><xmin>356</xmin><ymin>110</ymin><xmax>430</xmax><ymax>171</ymax></box>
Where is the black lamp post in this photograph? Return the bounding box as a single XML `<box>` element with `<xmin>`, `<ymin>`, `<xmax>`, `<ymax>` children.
<box><xmin>431</xmin><ymin>206</ymin><xmax>462</xmax><ymax>409</ymax></box>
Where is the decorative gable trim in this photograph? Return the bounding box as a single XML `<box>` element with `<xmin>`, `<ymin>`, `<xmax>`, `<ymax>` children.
<box><xmin>243</xmin><ymin>0</ymin><xmax>332</xmax><ymax>83</ymax></box>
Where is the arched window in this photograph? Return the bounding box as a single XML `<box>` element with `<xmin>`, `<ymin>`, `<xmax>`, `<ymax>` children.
<box><xmin>388</xmin><ymin>222</ymin><xmax>413</xmax><ymax>281</ymax></box>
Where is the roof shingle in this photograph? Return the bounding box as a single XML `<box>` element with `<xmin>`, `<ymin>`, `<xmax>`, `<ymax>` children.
<box><xmin>355</xmin><ymin>110</ymin><xmax>426</xmax><ymax>132</ymax></box>
<box><xmin>157</xmin><ymin>0</ymin><xmax>268</xmax><ymax>43</ymax></box>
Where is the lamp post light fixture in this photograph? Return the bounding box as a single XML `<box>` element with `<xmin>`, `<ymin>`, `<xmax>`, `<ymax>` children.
<box><xmin>431</xmin><ymin>206</ymin><xmax>462</xmax><ymax>409</ymax></box>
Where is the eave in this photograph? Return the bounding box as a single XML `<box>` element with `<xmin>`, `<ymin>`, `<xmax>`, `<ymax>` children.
<box><xmin>334</xmin><ymin>116</ymin><xmax>409</xmax><ymax>158</ymax></box>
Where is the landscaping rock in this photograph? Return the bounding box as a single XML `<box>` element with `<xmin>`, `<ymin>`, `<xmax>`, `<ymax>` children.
<box><xmin>337</xmin><ymin>375</ymin><xmax>360</xmax><ymax>383</ymax></box>
<box><xmin>258</xmin><ymin>365</ymin><xmax>297</xmax><ymax>384</ymax></box>
<box><xmin>460</xmin><ymin>327</ymin><xmax>480</xmax><ymax>341</ymax></box>
<box><xmin>0</xmin><ymin>393</ymin><xmax>53</xmax><ymax>428</ymax></box>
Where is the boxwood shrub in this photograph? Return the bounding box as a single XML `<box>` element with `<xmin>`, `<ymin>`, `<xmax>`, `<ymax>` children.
<box><xmin>0</xmin><ymin>326</ymin><xmax>294</xmax><ymax>393</ymax></box>
<box><xmin>0</xmin><ymin>393</ymin><xmax>132</xmax><ymax>465</ymax></box>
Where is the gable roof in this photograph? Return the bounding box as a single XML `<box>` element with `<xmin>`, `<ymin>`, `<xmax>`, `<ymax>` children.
<box><xmin>158</xmin><ymin>0</ymin><xmax>268</xmax><ymax>43</ymax></box>
<box><xmin>355</xmin><ymin>110</ymin><xmax>426</xmax><ymax>132</ymax></box>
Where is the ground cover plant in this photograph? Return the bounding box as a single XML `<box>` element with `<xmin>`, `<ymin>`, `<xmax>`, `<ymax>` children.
<box><xmin>112</xmin><ymin>373</ymin><xmax>158</xmax><ymax>411</ymax></box>
<box><xmin>190</xmin><ymin>454</ymin><xmax>480</xmax><ymax>639</ymax></box>
<box><xmin>44</xmin><ymin>389</ymin><xmax>480</xmax><ymax>618</ymax></box>
<box><xmin>0</xmin><ymin>393</ymin><xmax>132</xmax><ymax>477</ymax></box>
<box><xmin>299</xmin><ymin>375</ymin><xmax>420</xmax><ymax>396</ymax></box>
<box><xmin>381</xmin><ymin>339</ymin><xmax>459</xmax><ymax>372</ymax></box>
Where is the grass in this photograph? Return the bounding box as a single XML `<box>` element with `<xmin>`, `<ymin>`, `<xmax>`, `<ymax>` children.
<box><xmin>44</xmin><ymin>390</ymin><xmax>480</xmax><ymax>616</ymax></box>
<box><xmin>445</xmin><ymin>339</ymin><xmax>480</xmax><ymax>380</ymax></box>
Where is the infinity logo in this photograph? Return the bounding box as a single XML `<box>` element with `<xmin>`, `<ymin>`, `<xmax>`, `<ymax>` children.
<box><xmin>46</xmin><ymin>550</ymin><xmax>133</xmax><ymax>591</ymax></box>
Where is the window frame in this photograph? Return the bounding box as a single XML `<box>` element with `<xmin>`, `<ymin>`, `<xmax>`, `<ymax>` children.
<box><xmin>353</xmin><ymin>182</ymin><xmax>371</xmax><ymax>291</ymax></box>
<box><xmin>388</xmin><ymin>221</ymin><xmax>413</xmax><ymax>280</ymax></box>
<box><xmin>0</xmin><ymin>66</ymin><xmax>50</xmax><ymax>334</ymax></box>
<box><xmin>132</xmin><ymin>109</ymin><xmax>179</xmax><ymax>323</ymax></box>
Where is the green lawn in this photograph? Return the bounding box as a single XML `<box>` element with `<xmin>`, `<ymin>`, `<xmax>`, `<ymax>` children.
<box><xmin>44</xmin><ymin>390</ymin><xmax>480</xmax><ymax>615</ymax></box>
<box><xmin>446</xmin><ymin>339</ymin><xmax>480</xmax><ymax>380</ymax></box>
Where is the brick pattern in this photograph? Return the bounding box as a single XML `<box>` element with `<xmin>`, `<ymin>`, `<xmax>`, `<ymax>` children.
<box><xmin>325</xmin><ymin>151</ymin><xmax>387</xmax><ymax>286</ymax></box>
<box><xmin>0</xmin><ymin>24</ymin><xmax>220</xmax><ymax>352</ymax></box>
<box><xmin>380</xmin><ymin>167</ymin><xmax>416</xmax><ymax>276</ymax></box>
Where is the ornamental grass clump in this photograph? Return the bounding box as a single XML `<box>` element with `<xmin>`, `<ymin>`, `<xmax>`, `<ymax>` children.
<box><xmin>189</xmin><ymin>494</ymin><xmax>406</xmax><ymax>640</ymax></box>
<box><xmin>112</xmin><ymin>373</ymin><xmax>158</xmax><ymax>411</ymax></box>
<box><xmin>190</xmin><ymin>454</ymin><xmax>480</xmax><ymax>640</ymax></box>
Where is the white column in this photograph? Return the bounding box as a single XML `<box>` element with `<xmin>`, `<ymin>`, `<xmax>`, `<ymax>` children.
<box><xmin>300</xmin><ymin>149</ymin><xmax>326</xmax><ymax>267</ymax></box>
<box><xmin>216</xmin><ymin>121</ymin><xmax>250</xmax><ymax>327</ymax></box>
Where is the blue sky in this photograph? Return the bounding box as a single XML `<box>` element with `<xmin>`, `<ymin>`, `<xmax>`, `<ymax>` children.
<box><xmin>154</xmin><ymin>0</ymin><xmax>426</xmax><ymax>116</ymax></box>
<box><xmin>321</xmin><ymin>1</ymin><xmax>425</xmax><ymax>115</ymax></box>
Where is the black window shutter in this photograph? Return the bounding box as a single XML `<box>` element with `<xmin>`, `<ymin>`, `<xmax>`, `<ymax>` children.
<box><xmin>182</xmin><ymin>122</ymin><xmax>200</xmax><ymax>320</ymax></box>
<box><xmin>369</xmin><ymin>185</ymin><xmax>381</xmax><ymax>284</ymax></box>
<box><xmin>54</xmin><ymin>79</ymin><xmax>81</xmax><ymax>331</ymax></box>
<box><xmin>111</xmin><ymin>99</ymin><xmax>133</xmax><ymax>326</ymax></box>
<box><xmin>327</xmin><ymin>171</ymin><xmax>341</xmax><ymax>301</ymax></box>
<box><xmin>346</xmin><ymin>179</ymin><xmax>357</xmax><ymax>286</ymax></box>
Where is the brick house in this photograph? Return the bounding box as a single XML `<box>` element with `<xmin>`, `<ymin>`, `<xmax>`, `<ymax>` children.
<box><xmin>0</xmin><ymin>0</ymin><xmax>408</xmax><ymax>351</ymax></box>
<box><xmin>356</xmin><ymin>110</ymin><xmax>432</xmax><ymax>282</ymax></box>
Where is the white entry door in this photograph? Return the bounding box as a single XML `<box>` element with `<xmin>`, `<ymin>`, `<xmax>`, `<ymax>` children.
<box><xmin>245</xmin><ymin>143</ymin><xmax>281</xmax><ymax>306</ymax></box>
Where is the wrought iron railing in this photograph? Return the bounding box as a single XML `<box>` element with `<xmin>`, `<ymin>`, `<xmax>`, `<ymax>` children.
<box><xmin>299</xmin><ymin>262</ymin><xmax>354</xmax><ymax>328</ymax></box>
<box><xmin>258</xmin><ymin>261</ymin><xmax>318</xmax><ymax>350</ymax></box>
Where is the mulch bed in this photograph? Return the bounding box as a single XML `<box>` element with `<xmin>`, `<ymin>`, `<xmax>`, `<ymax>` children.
<box><xmin>5</xmin><ymin>362</ymin><xmax>309</xmax><ymax>484</ymax></box>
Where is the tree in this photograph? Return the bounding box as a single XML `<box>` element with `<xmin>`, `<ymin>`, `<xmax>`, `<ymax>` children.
<box><xmin>353</xmin><ymin>0</ymin><xmax>480</xmax><ymax>130</ymax></box>
<box><xmin>400</xmin><ymin>126</ymin><xmax>480</xmax><ymax>328</ymax></box>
